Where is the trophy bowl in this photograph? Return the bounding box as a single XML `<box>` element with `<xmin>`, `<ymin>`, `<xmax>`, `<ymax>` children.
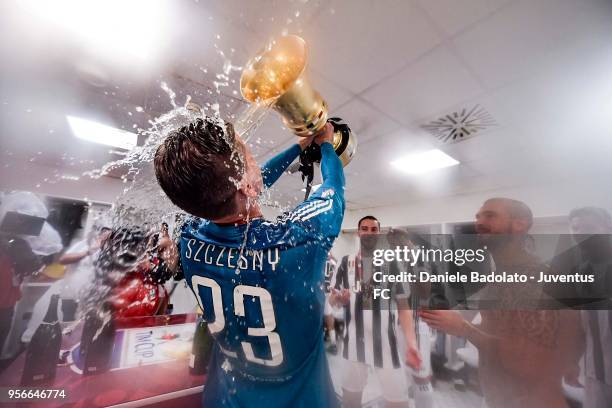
<box><xmin>240</xmin><ymin>35</ymin><xmax>356</xmax><ymax>167</ymax></box>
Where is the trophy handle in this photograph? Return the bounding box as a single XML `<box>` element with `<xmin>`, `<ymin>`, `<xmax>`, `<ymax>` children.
<box><xmin>298</xmin><ymin>118</ymin><xmax>354</xmax><ymax>199</ymax></box>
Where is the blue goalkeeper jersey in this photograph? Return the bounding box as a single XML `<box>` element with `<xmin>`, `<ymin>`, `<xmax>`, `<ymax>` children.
<box><xmin>180</xmin><ymin>142</ymin><xmax>345</xmax><ymax>407</ymax></box>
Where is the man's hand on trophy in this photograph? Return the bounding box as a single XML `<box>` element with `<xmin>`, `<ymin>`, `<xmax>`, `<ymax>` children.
<box><xmin>314</xmin><ymin>122</ymin><xmax>334</xmax><ymax>146</ymax></box>
<box><xmin>297</xmin><ymin>134</ymin><xmax>316</xmax><ymax>151</ymax></box>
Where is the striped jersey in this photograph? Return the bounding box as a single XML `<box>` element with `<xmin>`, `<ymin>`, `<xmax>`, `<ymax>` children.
<box><xmin>324</xmin><ymin>256</ymin><xmax>338</xmax><ymax>294</ymax></box>
<box><xmin>335</xmin><ymin>253</ymin><xmax>408</xmax><ymax>368</ymax></box>
<box><xmin>578</xmin><ymin>261</ymin><xmax>612</xmax><ymax>385</ymax></box>
<box><xmin>583</xmin><ymin>310</ymin><xmax>612</xmax><ymax>385</ymax></box>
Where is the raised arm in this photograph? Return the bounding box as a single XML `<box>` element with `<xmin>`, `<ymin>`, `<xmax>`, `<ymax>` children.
<box><xmin>289</xmin><ymin>124</ymin><xmax>345</xmax><ymax>240</ymax></box>
<box><xmin>58</xmin><ymin>250</ymin><xmax>90</xmax><ymax>265</ymax></box>
<box><xmin>260</xmin><ymin>136</ymin><xmax>316</xmax><ymax>188</ymax></box>
<box><xmin>59</xmin><ymin>240</ymin><xmax>91</xmax><ymax>265</ymax></box>
<box><xmin>319</xmin><ymin>142</ymin><xmax>345</xmax><ymax>196</ymax></box>
<box><xmin>261</xmin><ymin>144</ymin><xmax>301</xmax><ymax>188</ymax></box>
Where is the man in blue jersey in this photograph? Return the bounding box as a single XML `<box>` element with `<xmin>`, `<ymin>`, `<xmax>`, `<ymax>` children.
<box><xmin>154</xmin><ymin>117</ymin><xmax>344</xmax><ymax>407</ymax></box>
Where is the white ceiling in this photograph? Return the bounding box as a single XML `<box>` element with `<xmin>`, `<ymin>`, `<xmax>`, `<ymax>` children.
<box><xmin>1</xmin><ymin>0</ymin><xmax>611</xmax><ymax>212</ymax></box>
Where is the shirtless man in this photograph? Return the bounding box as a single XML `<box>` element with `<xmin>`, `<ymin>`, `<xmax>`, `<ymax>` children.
<box><xmin>421</xmin><ymin>197</ymin><xmax>581</xmax><ymax>408</ymax></box>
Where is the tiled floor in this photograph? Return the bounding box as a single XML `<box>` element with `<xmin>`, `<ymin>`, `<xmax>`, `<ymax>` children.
<box><xmin>327</xmin><ymin>350</ymin><xmax>483</xmax><ymax>408</ymax></box>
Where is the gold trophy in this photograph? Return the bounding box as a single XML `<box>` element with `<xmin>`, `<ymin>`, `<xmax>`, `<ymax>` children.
<box><xmin>240</xmin><ymin>35</ymin><xmax>357</xmax><ymax>168</ymax></box>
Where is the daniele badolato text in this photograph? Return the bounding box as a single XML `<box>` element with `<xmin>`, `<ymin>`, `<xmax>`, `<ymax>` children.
<box><xmin>370</xmin><ymin>246</ymin><xmax>594</xmax><ymax>299</ymax></box>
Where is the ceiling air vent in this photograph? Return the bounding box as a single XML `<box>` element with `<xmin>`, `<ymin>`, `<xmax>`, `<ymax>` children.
<box><xmin>421</xmin><ymin>105</ymin><xmax>496</xmax><ymax>144</ymax></box>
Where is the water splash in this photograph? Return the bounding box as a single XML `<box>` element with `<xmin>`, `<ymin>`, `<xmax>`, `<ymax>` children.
<box><xmin>160</xmin><ymin>81</ymin><xmax>177</xmax><ymax>109</ymax></box>
<box><xmin>65</xmin><ymin>28</ymin><xmax>308</xmax><ymax>325</ymax></box>
<box><xmin>233</xmin><ymin>100</ymin><xmax>274</xmax><ymax>143</ymax></box>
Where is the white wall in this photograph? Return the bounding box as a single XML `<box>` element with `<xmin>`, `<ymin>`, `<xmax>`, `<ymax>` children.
<box><xmin>343</xmin><ymin>181</ymin><xmax>612</xmax><ymax>230</ymax></box>
<box><xmin>0</xmin><ymin>159</ymin><xmax>124</xmax><ymax>204</ymax></box>
<box><xmin>330</xmin><ymin>231</ymin><xmax>358</xmax><ymax>260</ymax></box>
<box><xmin>5</xmin><ymin>161</ymin><xmax>609</xmax><ymax>261</ymax></box>
<box><xmin>332</xmin><ymin>180</ymin><xmax>612</xmax><ymax>259</ymax></box>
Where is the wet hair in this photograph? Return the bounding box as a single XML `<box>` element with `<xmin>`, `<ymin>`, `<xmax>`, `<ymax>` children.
<box><xmin>358</xmin><ymin>215</ymin><xmax>380</xmax><ymax>229</ymax></box>
<box><xmin>484</xmin><ymin>197</ymin><xmax>533</xmax><ymax>230</ymax></box>
<box><xmin>569</xmin><ymin>207</ymin><xmax>612</xmax><ymax>229</ymax></box>
<box><xmin>154</xmin><ymin>118</ymin><xmax>244</xmax><ymax>220</ymax></box>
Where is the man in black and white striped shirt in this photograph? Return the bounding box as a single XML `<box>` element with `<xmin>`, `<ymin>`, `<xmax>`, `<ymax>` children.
<box><xmin>330</xmin><ymin>216</ymin><xmax>421</xmax><ymax>407</ymax></box>
<box><xmin>387</xmin><ymin>228</ymin><xmax>443</xmax><ymax>408</ymax></box>
<box><xmin>323</xmin><ymin>253</ymin><xmax>340</xmax><ymax>354</ymax></box>
<box><xmin>567</xmin><ymin>207</ymin><xmax>612</xmax><ymax>408</ymax></box>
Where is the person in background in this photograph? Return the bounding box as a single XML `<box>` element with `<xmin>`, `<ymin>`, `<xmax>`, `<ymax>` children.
<box><xmin>421</xmin><ymin>198</ymin><xmax>582</xmax><ymax>408</ymax></box>
<box><xmin>332</xmin><ymin>215</ymin><xmax>421</xmax><ymax>408</ymax></box>
<box><xmin>564</xmin><ymin>207</ymin><xmax>612</xmax><ymax>408</ymax></box>
<box><xmin>146</xmin><ymin>222</ymin><xmax>178</xmax><ymax>284</ymax></box>
<box><xmin>0</xmin><ymin>192</ymin><xmax>63</xmax><ymax>354</ymax></box>
<box><xmin>387</xmin><ymin>228</ymin><xmax>439</xmax><ymax>408</ymax></box>
<box><xmin>0</xmin><ymin>241</ymin><xmax>17</xmax><ymax>355</ymax></box>
<box><xmin>323</xmin><ymin>252</ymin><xmax>339</xmax><ymax>354</ymax></box>
<box><xmin>22</xmin><ymin>226</ymin><xmax>112</xmax><ymax>343</ymax></box>
<box><xmin>0</xmin><ymin>237</ymin><xmax>41</xmax><ymax>356</ymax></box>
<box><xmin>58</xmin><ymin>227</ymin><xmax>110</xmax><ymax>266</ymax></box>
<box><xmin>103</xmin><ymin>225</ymin><xmax>176</xmax><ymax>320</ymax></box>
<box><xmin>58</xmin><ymin>226</ymin><xmax>111</xmax><ymax>319</ymax></box>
